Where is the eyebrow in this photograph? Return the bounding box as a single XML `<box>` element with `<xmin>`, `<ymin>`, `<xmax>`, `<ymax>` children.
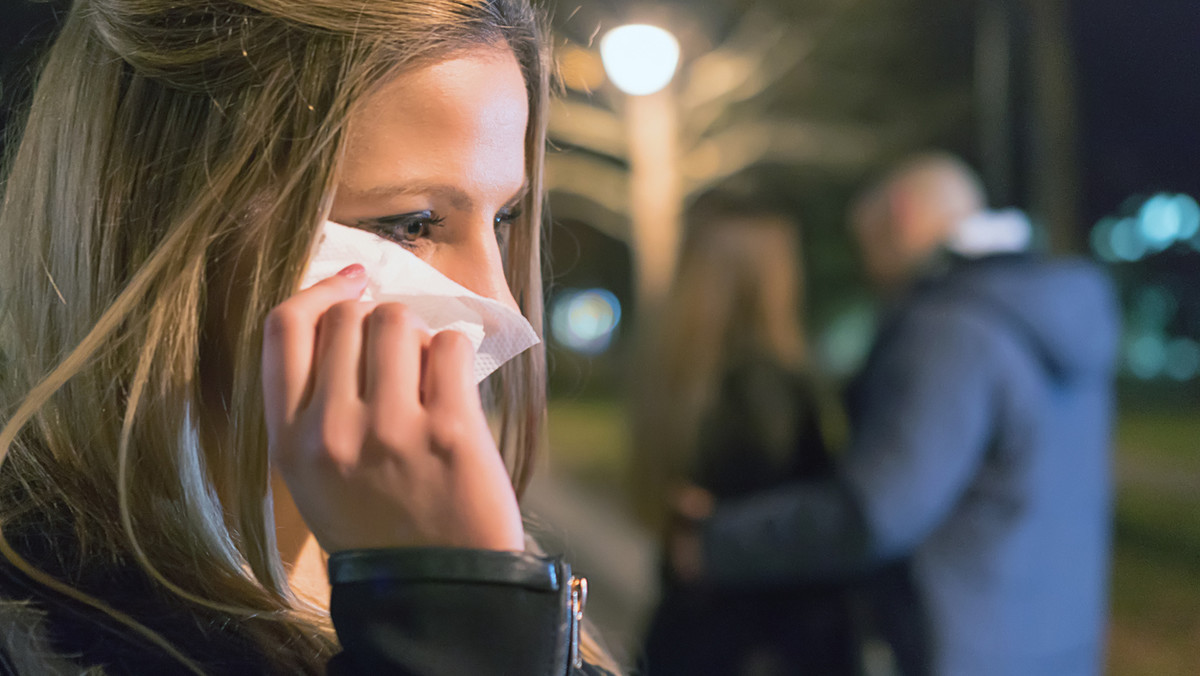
<box><xmin>345</xmin><ymin>179</ymin><xmax>530</xmax><ymax>212</ymax></box>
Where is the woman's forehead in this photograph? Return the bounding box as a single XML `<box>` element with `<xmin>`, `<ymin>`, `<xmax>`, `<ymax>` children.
<box><xmin>337</xmin><ymin>47</ymin><xmax>528</xmax><ymax>198</ymax></box>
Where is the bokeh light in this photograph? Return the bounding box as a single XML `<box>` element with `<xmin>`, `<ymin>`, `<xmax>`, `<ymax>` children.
<box><xmin>1131</xmin><ymin>285</ymin><xmax>1177</xmax><ymax>332</ymax></box>
<box><xmin>1127</xmin><ymin>333</ymin><xmax>1168</xmax><ymax>380</ymax></box>
<box><xmin>599</xmin><ymin>24</ymin><xmax>681</xmax><ymax>96</ymax></box>
<box><xmin>1092</xmin><ymin>193</ymin><xmax>1200</xmax><ymax>262</ymax></box>
<box><xmin>1109</xmin><ymin>217</ymin><xmax>1148</xmax><ymax>262</ymax></box>
<box><xmin>1163</xmin><ymin>337</ymin><xmax>1200</xmax><ymax>381</ymax></box>
<box><xmin>818</xmin><ymin>303</ymin><xmax>877</xmax><ymax>377</ymax></box>
<box><xmin>550</xmin><ymin>288</ymin><xmax>623</xmax><ymax>355</ymax></box>
<box><xmin>1138</xmin><ymin>194</ymin><xmax>1183</xmax><ymax>248</ymax></box>
<box><xmin>1090</xmin><ymin>217</ymin><xmax>1119</xmax><ymax>263</ymax></box>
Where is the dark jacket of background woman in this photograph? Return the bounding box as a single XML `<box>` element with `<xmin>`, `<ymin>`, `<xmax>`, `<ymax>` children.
<box><xmin>635</xmin><ymin>192</ymin><xmax>860</xmax><ymax>676</ymax></box>
<box><xmin>644</xmin><ymin>356</ymin><xmax>861</xmax><ymax>676</ymax></box>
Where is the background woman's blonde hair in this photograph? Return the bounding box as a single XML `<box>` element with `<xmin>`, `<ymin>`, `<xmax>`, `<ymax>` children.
<box><xmin>631</xmin><ymin>189</ymin><xmax>809</xmax><ymax>530</ymax></box>
<box><xmin>0</xmin><ymin>0</ymin><xmax>596</xmax><ymax>672</ymax></box>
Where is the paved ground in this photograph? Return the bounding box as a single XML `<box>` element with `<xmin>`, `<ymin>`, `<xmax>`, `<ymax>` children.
<box><xmin>524</xmin><ymin>451</ymin><xmax>1200</xmax><ymax>675</ymax></box>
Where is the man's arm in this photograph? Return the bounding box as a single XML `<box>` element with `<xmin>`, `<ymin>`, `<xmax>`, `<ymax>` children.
<box><xmin>701</xmin><ymin>305</ymin><xmax>1001</xmax><ymax>586</ymax></box>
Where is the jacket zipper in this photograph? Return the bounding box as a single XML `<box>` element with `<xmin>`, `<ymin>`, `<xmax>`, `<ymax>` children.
<box><xmin>569</xmin><ymin>575</ymin><xmax>588</xmax><ymax>670</ymax></box>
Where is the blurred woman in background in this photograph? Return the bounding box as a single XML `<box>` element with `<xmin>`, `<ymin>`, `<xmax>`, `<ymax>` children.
<box><xmin>635</xmin><ymin>190</ymin><xmax>860</xmax><ymax>675</ymax></box>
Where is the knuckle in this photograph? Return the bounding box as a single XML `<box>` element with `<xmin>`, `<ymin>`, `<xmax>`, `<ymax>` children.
<box><xmin>323</xmin><ymin>300</ymin><xmax>367</xmax><ymax>327</ymax></box>
<box><xmin>427</xmin><ymin>412</ymin><xmax>471</xmax><ymax>453</ymax></box>
<box><xmin>315</xmin><ymin>414</ymin><xmax>359</xmax><ymax>465</ymax></box>
<box><xmin>264</xmin><ymin>305</ymin><xmax>304</xmax><ymax>340</ymax></box>
<box><xmin>432</xmin><ymin>329</ymin><xmax>472</xmax><ymax>356</ymax></box>
<box><xmin>369</xmin><ymin>302</ymin><xmax>416</xmax><ymax>329</ymax></box>
<box><xmin>364</xmin><ymin>408</ymin><xmax>417</xmax><ymax>451</ymax></box>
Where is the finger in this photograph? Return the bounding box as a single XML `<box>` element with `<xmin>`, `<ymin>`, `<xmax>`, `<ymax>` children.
<box><xmin>421</xmin><ymin>330</ymin><xmax>478</xmax><ymax>417</ymax></box>
<box><xmin>312</xmin><ymin>299</ymin><xmax>375</xmax><ymax>405</ymax></box>
<box><xmin>262</xmin><ymin>265</ymin><xmax>367</xmax><ymax>434</ymax></box>
<box><xmin>363</xmin><ymin>303</ymin><xmax>431</xmax><ymax>411</ymax></box>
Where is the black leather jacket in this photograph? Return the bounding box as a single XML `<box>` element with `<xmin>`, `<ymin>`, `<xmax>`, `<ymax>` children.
<box><xmin>0</xmin><ymin>544</ymin><xmax>613</xmax><ymax>675</ymax></box>
<box><xmin>328</xmin><ymin>547</ymin><xmax>610</xmax><ymax>675</ymax></box>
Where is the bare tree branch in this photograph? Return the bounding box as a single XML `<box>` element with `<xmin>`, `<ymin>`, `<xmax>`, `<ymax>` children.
<box><xmin>548</xmin><ymin>98</ymin><xmax>627</xmax><ymax>161</ymax></box>
<box><xmin>546</xmin><ymin>152</ymin><xmax>631</xmax><ymax>241</ymax></box>
<box><xmin>681</xmin><ymin>118</ymin><xmax>882</xmax><ymax>196</ymax></box>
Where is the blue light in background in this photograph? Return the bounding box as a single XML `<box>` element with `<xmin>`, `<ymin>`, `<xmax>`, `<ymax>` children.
<box><xmin>1163</xmin><ymin>338</ymin><xmax>1200</xmax><ymax>381</ymax></box>
<box><xmin>1131</xmin><ymin>286</ymin><xmax>1177</xmax><ymax>332</ymax></box>
<box><xmin>1138</xmin><ymin>194</ymin><xmax>1182</xmax><ymax>248</ymax></box>
<box><xmin>1090</xmin><ymin>217</ymin><xmax>1119</xmax><ymax>263</ymax></box>
<box><xmin>1127</xmin><ymin>333</ymin><xmax>1167</xmax><ymax>380</ymax></box>
<box><xmin>1121</xmin><ymin>287</ymin><xmax>1198</xmax><ymax>381</ymax></box>
<box><xmin>550</xmin><ymin>288</ymin><xmax>622</xmax><ymax>355</ymax></box>
<box><xmin>1090</xmin><ymin>193</ymin><xmax>1200</xmax><ymax>262</ymax></box>
<box><xmin>1173</xmin><ymin>194</ymin><xmax>1200</xmax><ymax>239</ymax></box>
<box><xmin>818</xmin><ymin>302</ymin><xmax>877</xmax><ymax>377</ymax></box>
<box><xmin>1109</xmin><ymin>218</ymin><xmax>1147</xmax><ymax>262</ymax></box>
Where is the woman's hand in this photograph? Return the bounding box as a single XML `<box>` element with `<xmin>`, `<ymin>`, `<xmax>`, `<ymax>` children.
<box><xmin>261</xmin><ymin>264</ymin><xmax>525</xmax><ymax>554</ymax></box>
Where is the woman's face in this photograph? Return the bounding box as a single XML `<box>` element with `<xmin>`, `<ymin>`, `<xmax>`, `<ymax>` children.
<box><xmin>329</xmin><ymin>46</ymin><xmax>529</xmax><ymax>311</ymax></box>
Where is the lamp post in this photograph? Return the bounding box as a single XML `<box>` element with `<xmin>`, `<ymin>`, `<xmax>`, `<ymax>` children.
<box><xmin>600</xmin><ymin>23</ymin><xmax>683</xmax><ymax>531</ymax></box>
<box><xmin>599</xmin><ymin>24</ymin><xmax>682</xmax><ymax>323</ymax></box>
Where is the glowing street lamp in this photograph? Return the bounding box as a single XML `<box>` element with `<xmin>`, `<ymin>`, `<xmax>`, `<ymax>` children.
<box><xmin>599</xmin><ymin>24</ymin><xmax>681</xmax><ymax>96</ymax></box>
<box><xmin>598</xmin><ymin>24</ymin><xmax>683</xmax><ymax>325</ymax></box>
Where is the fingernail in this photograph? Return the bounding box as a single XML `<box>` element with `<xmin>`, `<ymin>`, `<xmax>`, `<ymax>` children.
<box><xmin>337</xmin><ymin>263</ymin><xmax>365</xmax><ymax>279</ymax></box>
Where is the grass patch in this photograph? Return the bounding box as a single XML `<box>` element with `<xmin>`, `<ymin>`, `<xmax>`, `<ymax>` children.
<box><xmin>1108</xmin><ymin>541</ymin><xmax>1200</xmax><ymax>675</ymax></box>
<box><xmin>545</xmin><ymin>397</ymin><xmax>631</xmax><ymax>489</ymax></box>
<box><xmin>1114</xmin><ymin>410</ymin><xmax>1200</xmax><ymax>470</ymax></box>
<box><xmin>1109</xmin><ymin>411</ymin><xmax>1200</xmax><ymax>675</ymax></box>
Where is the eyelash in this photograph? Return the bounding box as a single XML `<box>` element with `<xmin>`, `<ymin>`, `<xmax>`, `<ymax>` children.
<box><xmin>494</xmin><ymin>206</ymin><xmax>522</xmax><ymax>235</ymax></box>
<box><xmin>362</xmin><ymin>211</ymin><xmax>446</xmax><ymax>247</ymax></box>
<box><xmin>359</xmin><ymin>207</ymin><xmax>522</xmax><ymax>248</ymax></box>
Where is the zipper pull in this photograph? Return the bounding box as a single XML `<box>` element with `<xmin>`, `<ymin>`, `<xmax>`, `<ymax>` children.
<box><xmin>569</xmin><ymin>575</ymin><xmax>588</xmax><ymax>670</ymax></box>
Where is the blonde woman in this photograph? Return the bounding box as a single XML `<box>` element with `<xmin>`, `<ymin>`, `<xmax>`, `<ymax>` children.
<box><xmin>635</xmin><ymin>191</ymin><xmax>859</xmax><ymax>675</ymax></box>
<box><xmin>0</xmin><ymin>0</ymin><xmax>614</xmax><ymax>673</ymax></box>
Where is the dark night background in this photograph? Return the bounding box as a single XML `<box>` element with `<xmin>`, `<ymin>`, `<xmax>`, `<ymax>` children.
<box><xmin>1074</xmin><ymin>1</ymin><xmax>1200</xmax><ymax>226</ymax></box>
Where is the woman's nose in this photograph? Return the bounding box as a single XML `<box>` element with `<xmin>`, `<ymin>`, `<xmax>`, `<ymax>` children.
<box><xmin>435</xmin><ymin>221</ymin><xmax>519</xmax><ymax>313</ymax></box>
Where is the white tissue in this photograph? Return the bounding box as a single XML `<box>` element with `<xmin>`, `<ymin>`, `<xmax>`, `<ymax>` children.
<box><xmin>300</xmin><ymin>220</ymin><xmax>540</xmax><ymax>383</ymax></box>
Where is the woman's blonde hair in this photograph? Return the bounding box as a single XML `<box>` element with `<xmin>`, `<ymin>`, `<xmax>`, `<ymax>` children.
<box><xmin>0</xmin><ymin>0</ymin><xmax>561</xmax><ymax>671</ymax></box>
<box><xmin>631</xmin><ymin>190</ymin><xmax>808</xmax><ymax>530</ymax></box>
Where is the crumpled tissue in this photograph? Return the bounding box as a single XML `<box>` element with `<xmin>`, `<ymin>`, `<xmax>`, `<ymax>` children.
<box><xmin>300</xmin><ymin>220</ymin><xmax>540</xmax><ymax>383</ymax></box>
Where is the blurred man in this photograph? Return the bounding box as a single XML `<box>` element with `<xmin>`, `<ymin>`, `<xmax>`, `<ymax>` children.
<box><xmin>674</xmin><ymin>153</ymin><xmax>1120</xmax><ymax>676</ymax></box>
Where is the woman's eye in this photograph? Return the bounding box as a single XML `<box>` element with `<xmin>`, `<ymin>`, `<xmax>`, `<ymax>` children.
<box><xmin>494</xmin><ymin>205</ymin><xmax>521</xmax><ymax>241</ymax></box>
<box><xmin>364</xmin><ymin>211</ymin><xmax>445</xmax><ymax>246</ymax></box>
